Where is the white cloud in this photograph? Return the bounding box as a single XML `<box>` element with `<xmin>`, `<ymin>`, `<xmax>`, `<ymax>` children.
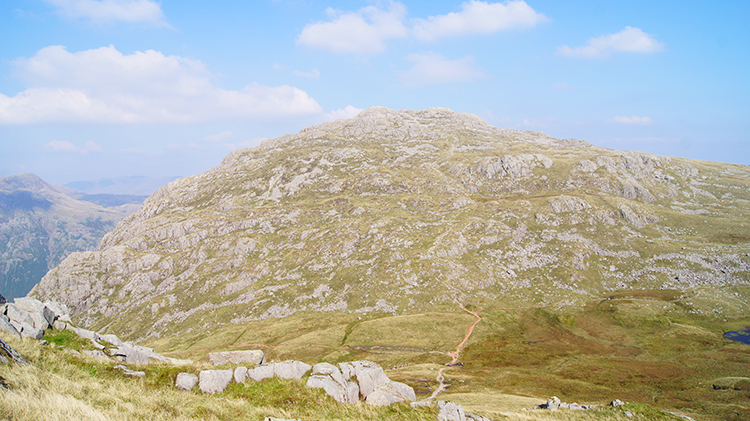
<box><xmin>43</xmin><ymin>140</ymin><xmax>79</xmax><ymax>152</ymax></box>
<box><xmin>0</xmin><ymin>45</ymin><xmax>322</xmax><ymax>124</ymax></box>
<box><xmin>293</xmin><ymin>68</ymin><xmax>320</xmax><ymax>79</ymax></box>
<box><xmin>41</xmin><ymin>140</ymin><xmax>103</xmax><ymax>153</ymax></box>
<box><xmin>43</xmin><ymin>0</ymin><xmax>169</xmax><ymax>26</ymax></box>
<box><xmin>297</xmin><ymin>1</ymin><xmax>407</xmax><ymax>55</ymax></box>
<box><xmin>325</xmin><ymin>105</ymin><xmax>363</xmax><ymax>121</ymax></box>
<box><xmin>607</xmin><ymin>115</ymin><xmax>654</xmax><ymax>125</ymax></box>
<box><xmin>413</xmin><ymin>0</ymin><xmax>547</xmax><ymax>42</ymax></box>
<box><xmin>401</xmin><ymin>53</ymin><xmax>487</xmax><ymax>87</ymax></box>
<box><xmin>203</xmin><ymin>131</ymin><xmax>233</xmax><ymax>142</ymax></box>
<box><xmin>82</xmin><ymin>141</ymin><xmax>103</xmax><ymax>153</ymax></box>
<box><xmin>558</xmin><ymin>27</ymin><xmax>665</xmax><ymax>59</ymax></box>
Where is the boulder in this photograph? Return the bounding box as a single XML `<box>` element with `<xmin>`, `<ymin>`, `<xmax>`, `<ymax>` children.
<box><xmin>199</xmin><ymin>369</ymin><xmax>234</xmax><ymax>394</ymax></box>
<box><xmin>176</xmin><ymin>373</ymin><xmax>198</xmax><ymax>391</ymax></box>
<box><xmin>0</xmin><ymin>317</ymin><xmax>21</xmax><ymax>339</ymax></box>
<box><xmin>364</xmin><ymin>380</ymin><xmax>416</xmax><ymax>406</ymax></box>
<box><xmin>338</xmin><ymin>360</ymin><xmax>390</xmax><ymax>398</ymax></box>
<box><xmin>52</xmin><ymin>320</ymin><xmax>68</xmax><ymax>331</ymax></box>
<box><xmin>27</xmin><ymin>310</ymin><xmax>50</xmax><ymax>331</ymax></box>
<box><xmin>234</xmin><ymin>366</ymin><xmax>248</xmax><ymax>383</ymax></box>
<box><xmin>610</xmin><ymin>399</ymin><xmax>626</xmax><ymax>407</ymax></box>
<box><xmin>19</xmin><ymin>322</ymin><xmax>44</xmax><ymax>340</ymax></box>
<box><xmin>437</xmin><ymin>401</ymin><xmax>466</xmax><ymax>421</ymax></box>
<box><xmin>100</xmin><ymin>334</ymin><xmax>124</xmax><ymax>347</ymax></box>
<box><xmin>272</xmin><ymin>361</ymin><xmax>312</xmax><ymax>380</ymax></box>
<box><xmin>547</xmin><ymin>396</ymin><xmax>561</xmax><ymax>411</ymax></box>
<box><xmin>247</xmin><ymin>364</ymin><xmax>274</xmax><ymax>382</ymax></box>
<box><xmin>6</xmin><ymin>305</ymin><xmax>34</xmax><ymax>327</ymax></box>
<box><xmin>209</xmin><ymin>350</ymin><xmax>264</xmax><ymax>366</ymax></box>
<box><xmin>306</xmin><ymin>363</ymin><xmax>359</xmax><ymax>404</ymax></box>
<box><xmin>43</xmin><ymin>301</ymin><xmax>70</xmax><ymax>320</ymax></box>
<box><xmin>110</xmin><ymin>345</ymin><xmax>151</xmax><ymax>365</ymax></box>
<box><xmin>69</xmin><ymin>326</ymin><xmax>101</xmax><ymax>343</ymax></box>
<box><xmin>12</xmin><ymin>297</ymin><xmax>44</xmax><ymax>314</ymax></box>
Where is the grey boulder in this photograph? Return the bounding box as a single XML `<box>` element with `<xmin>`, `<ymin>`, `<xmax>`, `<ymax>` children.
<box><xmin>176</xmin><ymin>373</ymin><xmax>198</xmax><ymax>391</ymax></box>
<box><xmin>438</xmin><ymin>401</ymin><xmax>466</xmax><ymax>421</ymax></box>
<box><xmin>247</xmin><ymin>364</ymin><xmax>275</xmax><ymax>382</ymax></box>
<box><xmin>0</xmin><ymin>317</ymin><xmax>21</xmax><ymax>339</ymax></box>
<box><xmin>208</xmin><ymin>350</ymin><xmax>264</xmax><ymax>366</ymax></box>
<box><xmin>199</xmin><ymin>369</ymin><xmax>234</xmax><ymax>393</ymax></box>
<box><xmin>306</xmin><ymin>363</ymin><xmax>359</xmax><ymax>404</ymax></box>
<box><xmin>234</xmin><ymin>366</ymin><xmax>248</xmax><ymax>383</ymax></box>
<box><xmin>365</xmin><ymin>380</ymin><xmax>416</xmax><ymax>406</ymax></box>
<box><xmin>271</xmin><ymin>360</ymin><xmax>312</xmax><ymax>380</ymax></box>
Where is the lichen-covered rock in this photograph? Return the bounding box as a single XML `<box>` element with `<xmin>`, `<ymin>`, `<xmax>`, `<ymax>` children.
<box><xmin>199</xmin><ymin>369</ymin><xmax>233</xmax><ymax>393</ymax></box>
<box><xmin>437</xmin><ymin>401</ymin><xmax>466</xmax><ymax>421</ymax></box>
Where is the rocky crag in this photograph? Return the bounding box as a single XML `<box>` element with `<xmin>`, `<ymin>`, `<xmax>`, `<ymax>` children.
<box><xmin>30</xmin><ymin>107</ymin><xmax>750</xmax><ymax>341</ymax></box>
<box><xmin>1</xmin><ymin>173</ymin><xmax>141</xmax><ymax>300</ymax></box>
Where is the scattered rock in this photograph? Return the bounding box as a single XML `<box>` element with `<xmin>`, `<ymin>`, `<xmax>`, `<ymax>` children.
<box><xmin>547</xmin><ymin>396</ymin><xmax>561</xmax><ymax>411</ymax></box>
<box><xmin>306</xmin><ymin>362</ymin><xmax>359</xmax><ymax>404</ymax></box>
<box><xmin>82</xmin><ymin>350</ymin><xmax>109</xmax><ymax>360</ymax></box>
<box><xmin>175</xmin><ymin>373</ymin><xmax>198</xmax><ymax>391</ymax></box>
<box><xmin>625</xmin><ymin>410</ymin><xmax>634</xmax><ymax>417</ymax></box>
<box><xmin>611</xmin><ymin>399</ymin><xmax>626</xmax><ymax>407</ymax></box>
<box><xmin>247</xmin><ymin>364</ymin><xmax>275</xmax><ymax>382</ymax></box>
<box><xmin>0</xmin><ymin>317</ymin><xmax>21</xmax><ymax>339</ymax></box>
<box><xmin>52</xmin><ymin>320</ymin><xmax>67</xmax><ymax>331</ymax></box>
<box><xmin>199</xmin><ymin>369</ymin><xmax>234</xmax><ymax>393</ymax></box>
<box><xmin>234</xmin><ymin>366</ymin><xmax>248</xmax><ymax>383</ymax></box>
<box><xmin>114</xmin><ymin>365</ymin><xmax>145</xmax><ymax>377</ymax></box>
<box><xmin>110</xmin><ymin>345</ymin><xmax>151</xmax><ymax>365</ymax></box>
<box><xmin>437</xmin><ymin>401</ymin><xmax>465</xmax><ymax>421</ymax></box>
<box><xmin>271</xmin><ymin>360</ymin><xmax>312</xmax><ymax>380</ymax></box>
<box><xmin>209</xmin><ymin>350</ymin><xmax>264</xmax><ymax>366</ymax></box>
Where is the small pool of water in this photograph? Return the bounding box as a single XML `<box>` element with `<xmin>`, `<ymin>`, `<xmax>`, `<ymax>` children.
<box><xmin>724</xmin><ymin>330</ymin><xmax>750</xmax><ymax>345</ymax></box>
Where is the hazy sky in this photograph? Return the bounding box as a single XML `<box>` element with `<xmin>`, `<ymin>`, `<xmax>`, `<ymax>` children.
<box><xmin>1</xmin><ymin>0</ymin><xmax>749</xmax><ymax>187</ymax></box>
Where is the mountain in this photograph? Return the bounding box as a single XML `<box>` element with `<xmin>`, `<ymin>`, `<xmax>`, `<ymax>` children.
<box><xmin>0</xmin><ymin>173</ymin><xmax>140</xmax><ymax>299</ymax></box>
<box><xmin>27</xmin><ymin>107</ymin><xmax>750</xmax><ymax>419</ymax></box>
<box><xmin>65</xmin><ymin>175</ymin><xmax>181</xmax><ymax>196</ymax></box>
<box><xmin>31</xmin><ymin>107</ymin><xmax>750</xmax><ymax>336</ymax></box>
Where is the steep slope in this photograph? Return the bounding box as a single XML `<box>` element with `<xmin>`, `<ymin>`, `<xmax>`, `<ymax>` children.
<box><xmin>31</xmin><ymin>107</ymin><xmax>750</xmax><ymax>341</ymax></box>
<box><xmin>0</xmin><ymin>173</ymin><xmax>136</xmax><ymax>299</ymax></box>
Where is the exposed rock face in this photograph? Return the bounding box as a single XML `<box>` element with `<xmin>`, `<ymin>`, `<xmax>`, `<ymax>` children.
<box><xmin>28</xmin><ymin>107</ymin><xmax>750</xmax><ymax>340</ymax></box>
<box><xmin>0</xmin><ymin>173</ymin><xmax>137</xmax><ymax>300</ymax></box>
<box><xmin>306</xmin><ymin>363</ymin><xmax>359</xmax><ymax>404</ymax></box>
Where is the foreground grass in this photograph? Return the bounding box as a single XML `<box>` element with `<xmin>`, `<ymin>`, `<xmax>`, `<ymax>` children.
<box><xmin>1</xmin><ymin>329</ymin><xmax>704</xmax><ymax>421</ymax></box>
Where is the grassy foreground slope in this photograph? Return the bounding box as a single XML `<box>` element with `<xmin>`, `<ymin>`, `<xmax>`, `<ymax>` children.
<box><xmin>1</xmin><ymin>332</ymin><xmax>691</xmax><ymax>421</ymax></box>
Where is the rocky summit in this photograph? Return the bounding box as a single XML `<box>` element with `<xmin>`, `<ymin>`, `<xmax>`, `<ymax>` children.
<box><xmin>30</xmin><ymin>107</ymin><xmax>750</xmax><ymax>341</ymax></box>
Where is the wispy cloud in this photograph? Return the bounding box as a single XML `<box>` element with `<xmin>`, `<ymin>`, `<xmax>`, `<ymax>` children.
<box><xmin>203</xmin><ymin>131</ymin><xmax>233</xmax><ymax>142</ymax></box>
<box><xmin>607</xmin><ymin>115</ymin><xmax>654</xmax><ymax>125</ymax></box>
<box><xmin>296</xmin><ymin>1</ymin><xmax>407</xmax><ymax>55</ymax></box>
<box><xmin>413</xmin><ymin>0</ymin><xmax>547</xmax><ymax>42</ymax></box>
<box><xmin>558</xmin><ymin>27</ymin><xmax>664</xmax><ymax>59</ymax></box>
<box><xmin>325</xmin><ymin>105</ymin><xmax>363</xmax><ymax>121</ymax></box>
<box><xmin>0</xmin><ymin>45</ymin><xmax>322</xmax><ymax>124</ymax></box>
<box><xmin>293</xmin><ymin>68</ymin><xmax>320</xmax><ymax>79</ymax></box>
<box><xmin>401</xmin><ymin>53</ymin><xmax>487</xmax><ymax>87</ymax></box>
<box><xmin>42</xmin><ymin>0</ymin><xmax>170</xmax><ymax>26</ymax></box>
<box><xmin>42</xmin><ymin>140</ymin><xmax>103</xmax><ymax>153</ymax></box>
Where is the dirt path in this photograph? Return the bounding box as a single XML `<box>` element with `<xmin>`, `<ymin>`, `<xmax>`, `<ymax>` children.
<box><xmin>447</xmin><ymin>302</ymin><xmax>482</xmax><ymax>365</ymax></box>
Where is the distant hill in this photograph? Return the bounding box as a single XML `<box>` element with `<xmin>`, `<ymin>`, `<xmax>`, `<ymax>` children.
<box><xmin>0</xmin><ymin>173</ymin><xmax>144</xmax><ymax>299</ymax></box>
<box><xmin>65</xmin><ymin>175</ymin><xmax>181</xmax><ymax>196</ymax></box>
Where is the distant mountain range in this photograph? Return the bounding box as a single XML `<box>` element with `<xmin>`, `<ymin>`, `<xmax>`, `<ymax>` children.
<box><xmin>0</xmin><ymin>173</ymin><xmax>148</xmax><ymax>299</ymax></box>
<box><xmin>65</xmin><ymin>175</ymin><xmax>181</xmax><ymax>196</ymax></box>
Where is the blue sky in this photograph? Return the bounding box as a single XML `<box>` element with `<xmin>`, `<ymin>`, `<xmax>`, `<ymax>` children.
<box><xmin>1</xmin><ymin>0</ymin><xmax>749</xmax><ymax>189</ymax></box>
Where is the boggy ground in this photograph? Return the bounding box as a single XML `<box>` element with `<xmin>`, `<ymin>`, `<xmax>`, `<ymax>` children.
<box><xmin>141</xmin><ymin>288</ymin><xmax>750</xmax><ymax>421</ymax></box>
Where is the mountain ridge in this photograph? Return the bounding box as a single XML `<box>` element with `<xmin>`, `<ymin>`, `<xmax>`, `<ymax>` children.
<box><xmin>29</xmin><ymin>107</ymin><xmax>750</xmax><ymax>342</ymax></box>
